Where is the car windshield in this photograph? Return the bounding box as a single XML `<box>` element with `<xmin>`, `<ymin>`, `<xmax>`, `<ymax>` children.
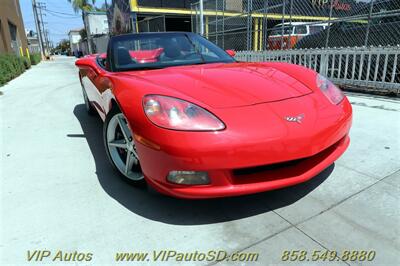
<box><xmin>110</xmin><ymin>33</ymin><xmax>235</xmax><ymax>71</ymax></box>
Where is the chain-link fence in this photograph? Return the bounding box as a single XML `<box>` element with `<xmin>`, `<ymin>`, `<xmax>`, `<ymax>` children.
<box><xmin>191</xmin><ymin>0</ymin><xmax>400</xmax><ymax>51</ymax></box>
<box><xmin>191</xmin><ymin>0</ymin><xmax>400</xmax><ymax>92</ymax></box>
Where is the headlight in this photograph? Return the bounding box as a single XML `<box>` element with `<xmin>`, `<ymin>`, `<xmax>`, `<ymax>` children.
<box><xmin>316</xmin><ymin>74</ymin><xmax>344</xmax><ymax>105</ymax></box>
<box><xmin>143</xmin><ymin>95</ymin><xmax>225</xmax><ymax>131</ymax></box>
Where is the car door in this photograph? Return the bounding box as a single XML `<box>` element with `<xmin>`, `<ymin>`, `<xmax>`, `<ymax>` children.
<box><xmin>80</xmin><ymin>56</ymin><xmax>110</xmax><ymax>118</ymax></box>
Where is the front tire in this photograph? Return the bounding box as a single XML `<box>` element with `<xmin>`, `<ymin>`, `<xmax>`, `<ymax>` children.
<box><xmin>103</xmin><ymin>107</ymin><xmax>145</xmax><ymax>186</ymax></box>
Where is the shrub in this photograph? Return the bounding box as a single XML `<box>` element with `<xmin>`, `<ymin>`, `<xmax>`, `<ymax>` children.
<box><xmin>0</xmin><ymin>54</ymin><xmax>26</xmax><ymax>86</ymax></box>
<box><xmin>0</xmin><ymin>57</ymin><xmax>13</xmax><ymax>85</ymax></box>
<box><xmin>30</xmin><ymin>53</ymin><xmax>42</xmax><ymax>65</ymax></box>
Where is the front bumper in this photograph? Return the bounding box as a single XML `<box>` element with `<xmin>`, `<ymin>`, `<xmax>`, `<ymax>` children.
<box><xmin>144</xmin><ymin>135</ymin><xmax>349</xmax><ymax>199</ymax></box>
<box><xmin>133</xmin><ymin>95</ymin><xmax>352</xmax><ymax>199</ymax></box>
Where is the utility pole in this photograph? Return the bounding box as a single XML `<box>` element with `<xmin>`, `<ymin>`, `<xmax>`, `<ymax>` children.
<box><xmin>37</xmin><ymin>2</ymin><xmax>47</xmax><ymax>55</ymax></box>
<box><xmin>44</xmin><ymin>30</ymin><xmax>50</xmax><ymax>52</ymax></box>
<box><xmin>32</xmin><ymin>0</ymin><xmax>45</xmax><ymax>58</ymax></box>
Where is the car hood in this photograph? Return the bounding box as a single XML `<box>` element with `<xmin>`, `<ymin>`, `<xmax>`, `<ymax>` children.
<box><xmin>126</xmin><ymin>62</ymin><xmax>313</xmax><ymax>108</ymax></box>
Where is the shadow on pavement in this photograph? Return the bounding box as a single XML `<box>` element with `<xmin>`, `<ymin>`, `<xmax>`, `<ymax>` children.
<box><xmin>72</xmin><ymin>104</ymin><xmax>333</xmax><ymax>225</ymax></box>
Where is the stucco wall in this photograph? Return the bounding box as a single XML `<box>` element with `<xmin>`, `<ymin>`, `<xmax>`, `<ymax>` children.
<box><xmin>0</xmin><ymin>0</ymin><xmax>28</xmax><ymax>55</ymax></box>
<box><xmin>86</xmin><ymin>13</ymin><xmax>109</xmax><ymax>35</ymax></box>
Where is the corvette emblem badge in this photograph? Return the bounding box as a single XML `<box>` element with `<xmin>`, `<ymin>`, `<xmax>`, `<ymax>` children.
<box><xmin>285</xmin><ymin>114</ymin><xmax>304</xmax><ymax>124</ymax></box>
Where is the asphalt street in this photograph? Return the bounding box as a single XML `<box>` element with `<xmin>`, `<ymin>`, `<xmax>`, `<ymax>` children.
<box><xmin>0</xmin><ymin>56</ymin><xmax>399</xmax><ymax>266</ymax></box>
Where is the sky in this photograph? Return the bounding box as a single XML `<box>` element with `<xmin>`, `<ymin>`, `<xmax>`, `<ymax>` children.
<box><xmin>20</xmin><ymin>0</ymin><xmax>107</xmax><ymax>45</ymax></box>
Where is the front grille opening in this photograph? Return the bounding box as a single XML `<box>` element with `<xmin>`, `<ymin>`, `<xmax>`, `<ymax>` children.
<box><xmin>230</xmin><ymin>136</ymin><xmax>346</xmax><ymax>185</ymax></box>
<box><xmin>232</xmin><ymin>158</ymin><xmax>305</xmax><ymax>176</ymax></box>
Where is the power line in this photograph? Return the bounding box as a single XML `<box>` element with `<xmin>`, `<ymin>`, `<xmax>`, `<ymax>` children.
<box><xmin>44</xmin><ymin>11</ymin><xmax>82</xmax><ymax>19</ymax></box>
<box><xmin>41</xmin><ymin>8</ymin><xmax>81</xmax><ymax>18</ymax></box>
<box><xmin>36</xmin><ymin>5</ymin><xmax>81</xmax><ymax>19</ymax></box>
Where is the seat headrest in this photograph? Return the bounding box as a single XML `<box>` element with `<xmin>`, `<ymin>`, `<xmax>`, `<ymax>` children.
<box><xmin>116</xmin><ymin>47</ymin><xmax>132</xmax><ymax>66</ymax></box>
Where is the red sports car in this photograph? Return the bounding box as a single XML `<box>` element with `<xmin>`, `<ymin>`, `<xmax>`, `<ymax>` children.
<box><xmin>75</xmin><ymin>32</ymin><xmax>352</xmax><ymax>199</ymax></box>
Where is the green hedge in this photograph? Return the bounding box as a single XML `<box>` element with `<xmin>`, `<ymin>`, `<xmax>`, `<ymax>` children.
<box><xmin>0</xmin><ymin>53</ymin><xmax>42</xmax><ymax>86</ymax></box>
<box><xmin>0</xmin><ymin>54</ymin><xmax>25</xmax><ymax>86</ymax></box>
<box><xmin>30</xmin><ymin>53</ymin><xmax>41</xmax><ymax>65</ymax></box>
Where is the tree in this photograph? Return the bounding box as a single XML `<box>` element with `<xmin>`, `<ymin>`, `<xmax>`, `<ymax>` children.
<box><xmin>67</xmin><ymin>0</ymin><xmax>96</xmax><ymax>13</ymax></box>
<box><xmin>79</xmin><ymin>29</ymin><xmax>87</xmax><ymax>39</ymax></box>
<box><xmin>54</xmin><ymin>39</ymin><xmax>70</xmax><ymax>53</ymax></box>
<box><xmin>67</xmin><ymin>0</ymin><xmax>97</xmax><ymax>53</ymax></box>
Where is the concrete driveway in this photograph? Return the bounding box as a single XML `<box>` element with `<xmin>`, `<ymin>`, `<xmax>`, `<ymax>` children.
<box><xmin>1</xmin><ymin>56</ymin><xmax>399</xmax><ymax>266</ymax></box>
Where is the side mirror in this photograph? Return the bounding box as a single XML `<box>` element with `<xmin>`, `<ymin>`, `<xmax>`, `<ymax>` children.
<box><xmin>225</xmin><ymin>49</ymin><xmax>236</xmax><ymax>57</ymax></box>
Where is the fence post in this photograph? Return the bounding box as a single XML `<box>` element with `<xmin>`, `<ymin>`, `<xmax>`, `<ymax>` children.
<box><xmin>280</xmin><ymin>0</ymin><xmax>286</xmax><ymax>50</ymax></box>
<box><xmin>199</xmin><ymin>0</ymin><xmax>204</xmax><ymax>35</ymax></box>
<box><xmin>288</xmin><ymin>0</ymin><xmax>293</xmax><ymax>49</ymax></box>
<box><xmin>190</xmin><ymin>3</ymin><xmax>194</xmax><ymax>32</ymax></box>
<box><xmin>253</xmin><ymin>18</ymin><xmax>259</xmax><ymax>51</ymax></box>
<box><xmin>216</xmin><ymin>0</ymin><xmax>219</xmax><ymax>45</ymax></box>
<box><xmin>197</xmin><ymin>2</ymin><xmax>201</xmax><ymax>34</ymax></box>
<box><xmin>162</xmin><ymin>15</ymin><xmax>166</xmax><ymax>32</ymax></box>
<box><xmin>364</xmin><ymin>0</ymin><xmax>375</xmax><ymax>47</ymax></box>
<box><xmin>320</xmin><ymin>52</ymin><xmax>329</xmax><ymax>76</ymax></box>
<box><xmin>222</xmin><ymin>0</ymin><xmax>225</xmax><ymax>48</ymax></box>
<box><xmin>325</xmin><ymin>0</ymin><xmax>334</xmax><ymax>48</ymax></box>
<box><xmin>262</xmin><ymin>0</ymin><xmax>269</xmax><ymax>50</ymax></box>
<box><xmin>246</xmin><ymin>0</ymin><xmax>253</xmax><ymax>50</ymax></box>
<box><xmin>205</xmin><ymin>16</ymin><xmax>209</xmax><ymax>38</ymax></box>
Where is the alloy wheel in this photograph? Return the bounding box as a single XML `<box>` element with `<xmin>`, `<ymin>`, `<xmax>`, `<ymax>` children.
<box><xmin>106</xmin><ymin>113</ymin><xmax>144</xmax><ymax>181</ymax></box>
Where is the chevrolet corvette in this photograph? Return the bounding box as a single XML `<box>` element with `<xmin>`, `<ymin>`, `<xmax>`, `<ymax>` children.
<box><xmin>75</xmin><ymin>32</ymin><xmax>352</xmax><ymax>199</ymax></box>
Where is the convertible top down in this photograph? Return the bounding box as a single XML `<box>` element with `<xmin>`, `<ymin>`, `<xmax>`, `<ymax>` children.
<box><xmin>76</xmin><ymin>32</ymin><xmax>352</xmax><ymax>199</ymax></box>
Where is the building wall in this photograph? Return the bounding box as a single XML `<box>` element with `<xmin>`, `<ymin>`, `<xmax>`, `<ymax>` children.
<box><xmin>68</xmin><ymin>31</ymin><xmax>81</xmax><ymax>53</ymax></box>
<box><xmin>0</xmin><ymin>0</ymin><xmax>28</xmax><ymax>55</ymax></box>
<box><xmin>86</xmin><ymin>13</ymin><xmax>109</xmax><ymax>35</ymax></box>
<box><xmin>70</xmin><ymin>32</ymin><xmax>81</xmax><ymax>44</ymax></box>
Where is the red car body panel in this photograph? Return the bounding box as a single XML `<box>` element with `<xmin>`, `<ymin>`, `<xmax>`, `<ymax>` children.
<box><xmin>76</xmin><ymin>58</ymin><xmax>352</xmax><ymax>199</ymax></box>
<box><xmin>120</xmin><ymin>63</ymin><xmax>313</xmax><ymax>108</ymax></box>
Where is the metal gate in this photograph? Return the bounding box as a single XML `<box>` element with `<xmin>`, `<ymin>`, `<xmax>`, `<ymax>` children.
<box><xmin>138</xmin><ymin>15</ymin><xmax>166</xmax><ymax>32</ymax></box>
